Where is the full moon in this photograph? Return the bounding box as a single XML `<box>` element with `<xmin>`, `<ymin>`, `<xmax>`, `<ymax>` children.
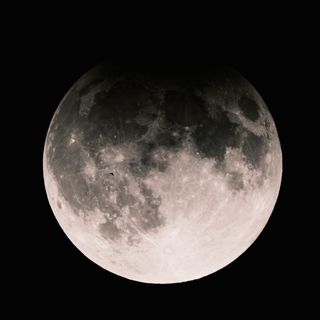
<box><xmin>43</xmin><ymin>63</ymin><xmax>282</xmax><ymax>283</ymax></box>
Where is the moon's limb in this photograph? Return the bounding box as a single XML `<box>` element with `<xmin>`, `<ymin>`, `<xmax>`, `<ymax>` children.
<box><xmin>43</xmin><ymin>65</ymin><xmax>282</xmax><ymax>283</ymax></box>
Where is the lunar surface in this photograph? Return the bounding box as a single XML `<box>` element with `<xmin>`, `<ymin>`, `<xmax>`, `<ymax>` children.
<box><xmin>43</xmin><ymin>63</ymin><xmax>282</xmax><ymax>283</ymax></box>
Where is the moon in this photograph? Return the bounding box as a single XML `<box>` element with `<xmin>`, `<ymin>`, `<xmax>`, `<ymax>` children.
<box><xmin>43</xmin><ymin>63</ymin><xmax>282</xmax><ymax>283</ymax></box>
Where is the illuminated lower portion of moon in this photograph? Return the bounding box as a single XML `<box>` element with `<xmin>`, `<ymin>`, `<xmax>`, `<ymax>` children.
<box><xmin>43</xmin><ymin>65</ymin><xmax>282</xmax><ymax>283</ymax></box>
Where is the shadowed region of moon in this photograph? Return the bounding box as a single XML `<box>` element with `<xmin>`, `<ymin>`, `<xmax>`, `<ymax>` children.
<box><xmin>238</xmin><ymin>95</ymin><xmax>260</xmax><ymax>121</ymax></box>
<box><xmin>43</xmin><ymin>63</ymin><xmax>282</xmax><ymax>284</ymax></box>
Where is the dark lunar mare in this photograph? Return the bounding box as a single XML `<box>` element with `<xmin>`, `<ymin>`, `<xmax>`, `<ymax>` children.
<box><xmin>45</xmin><ymin>64</ymin><xmax>270</xmax><ymax>239</ymax></box>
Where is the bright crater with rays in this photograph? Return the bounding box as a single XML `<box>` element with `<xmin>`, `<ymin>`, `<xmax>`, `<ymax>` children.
<box><xmin>43</xmin><ymin>64</ymin><xmax>282</xmax><ymax>283</ymax></box>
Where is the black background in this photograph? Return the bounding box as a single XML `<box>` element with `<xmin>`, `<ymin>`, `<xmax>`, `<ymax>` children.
<box><xmin>8</xmin><ymin>4</ymin><xmax>314</xmax><ymax>316</ymax></box>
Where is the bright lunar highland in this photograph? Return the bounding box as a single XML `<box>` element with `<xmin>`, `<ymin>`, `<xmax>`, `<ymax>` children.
<box><xmin>43</xmin><ymin>63</ymin><xmax>282</xmax><ymax>283</ymax></box>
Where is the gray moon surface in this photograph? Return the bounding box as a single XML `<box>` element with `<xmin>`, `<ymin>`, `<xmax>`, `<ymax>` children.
<box><xmin>43</xmin><ymin>63</ymin><xmax>282</xmax><ymax>283</ymax></box>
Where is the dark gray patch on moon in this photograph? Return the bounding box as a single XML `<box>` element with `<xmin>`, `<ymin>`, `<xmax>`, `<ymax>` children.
<box><xmin>228</xmin><ymin>172</ymin><xmax>245</xmax><ymax>191</ymax></box>
<box><xmin>238</xmin><ymin>95</ymin><xmax>260</xmax><ymax>121</ymax></box>
<box><xmin>242</xmin><ymin>131</ymin><xmax>266</xmax><ymax>168</ymax></box>
<box><xmin>193</xmin><ymin>104</ymin><xmax>240</xmax><ymax>163</ymax></box>
<box><xmin>98</xmin><ymin>180</ymin><xmax>164</xmax><ymax>243</ymax></box>
<box><xmin>128</xmin><ymin>142</ymin><xmax>170</xmax><ymax>178</ymax></box>
<box><xmin>58</xmin><ymin>174</ymin><xmax>90</xmax><ymax>213</ymax></box>
<box><xmin>137</xmin><ymin>183</ymin><xmax>163</xmax><ymax>229</ymax></box>
<box><xmin>162</xmin><ymin>89</ymin><xmax>208</xmax><ymax>126</ymax></box>
<box><xmin>99</xmin><ymin>221</ymin><xmax>122</xmax><ymax>241</ymax></box>
<box><xmin>86</xmin><ymin>80</ymin><xmax>161</xmax><ymax>146</ymax></box>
